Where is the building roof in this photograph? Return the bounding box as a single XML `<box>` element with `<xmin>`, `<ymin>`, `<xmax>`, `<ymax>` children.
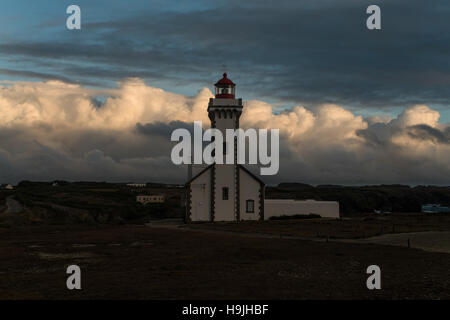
<box><xmin>185</xmin><ymin>164</ymin><xmax>214</xmax><ymax>186</ymax></box>
<box><xmin>239</xmin><ymin>165</ymin><xmax>265</xmax><ymax>185</ymax></box>
<box><xmin>215</xmin><ymin>73</ymin><xmax>235</xmax><ymax>86</ymax></box>
<box><xmin>186</xmin><ymin>164</ymin><xmax>265</xmax><ymax>186</ymax></box>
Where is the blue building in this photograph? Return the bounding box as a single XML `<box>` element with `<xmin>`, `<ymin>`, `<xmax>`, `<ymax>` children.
<box><xmin>422</xmin><ymin>204</ymin><xmax>450</xmax><ymax>213</ymax></box>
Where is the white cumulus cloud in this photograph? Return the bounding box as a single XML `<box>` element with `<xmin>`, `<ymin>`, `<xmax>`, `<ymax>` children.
<box><xmin>0</xmin><ymin>79</ymin><xmax>449</xmax><ymax>185</ymax></box>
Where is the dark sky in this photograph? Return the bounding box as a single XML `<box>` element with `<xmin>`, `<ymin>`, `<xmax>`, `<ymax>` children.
<box><xmin>1</xmin><ymin>0</ymin><xmax>450</xmax><ymax>119</ymax></box>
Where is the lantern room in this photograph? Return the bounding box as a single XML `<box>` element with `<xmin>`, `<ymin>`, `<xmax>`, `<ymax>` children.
<box><xmin>214</xmin><ymin>73</ymin><xmax>235</xmax><ymax>99</ymax></box>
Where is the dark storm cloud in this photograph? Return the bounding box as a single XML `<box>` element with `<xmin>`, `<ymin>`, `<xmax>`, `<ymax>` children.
<box><xmin>356</xmin><ymin>122</ymin><xmax>396</xmax><ymax>147</ymax></box>
<box><xmin>407</xmin><ymin>125</ymin><xmax>450</xmax><ymax>144</ymax></box>
<box><xmin>0</xmin><ymin>125</ymin><xmax>184</xmax><ymax>184</ymax></box>
<box><xmin>0</xmin><ymin>68</ymin><xmax>99</xmax><ymax>87</ymax></box>
<box><xmin>357</xmin><ymin>120</ymin><xmax>450</xmax><ymax>147</ymax></box>
<box><xmin>1</xmin><ymin>0</ymin><xmax>450</xmax><ymax>107</ymax></box>
<box><xmin>0</xmin><ymin>68</ymin><xmax>73</xmax><ymax>83</ymax></box>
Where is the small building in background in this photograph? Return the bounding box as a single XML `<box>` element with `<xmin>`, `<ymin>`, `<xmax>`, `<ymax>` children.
<box><xmin>127</xmin><ymin>183</ymin><xmax>147</xmax><ymax>193</ymax></box>
<box><xmin>3</xmin><ymin>184</ymin><xmax>14</xmax><ymax>190</ymax></box>
<box><xmin>264</xmin><ymin>199</ymin><xmax>340</xmax><ymax>219</ymax></box>
<box><xmin>422</xmin><ymin>204</ymin><xmax>450</xmax><ymax>213</ymax></box>
<box><xmin>137</xmin><ymin>194</ymin><xmax>165</xmax><ymax>204</ymax></box>
<box><xmin>127</xmin><ymin>183</ymin><xmax>146</xmax><ymax>188</ymax></box>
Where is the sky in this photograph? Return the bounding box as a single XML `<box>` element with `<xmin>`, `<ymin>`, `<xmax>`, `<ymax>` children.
<box><xmin>0</xmin><ymin>0</ymin><xmax>449</xmax><ymax>185</ymax></box>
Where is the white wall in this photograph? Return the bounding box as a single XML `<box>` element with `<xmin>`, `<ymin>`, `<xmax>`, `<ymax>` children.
<box><xmin>239</xmin><ymin>168</ymin><xmax>261</xmax><ymax>221</ymax></box>
<box><xmin>190</xmin><ymin>169</ymin><xmax>211</xmax><ymax>221</ymax></box>
<box><xmin>264</xmin><ymin>199</ymin><xmax>339</xmax><ymax>219</ymax></box>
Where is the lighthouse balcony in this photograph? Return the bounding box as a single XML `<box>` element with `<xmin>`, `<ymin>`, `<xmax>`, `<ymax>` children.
<box><xmin>208</xmin><ymin>98</ymin><xmax>243</xmax><ymax>107</ymax></box>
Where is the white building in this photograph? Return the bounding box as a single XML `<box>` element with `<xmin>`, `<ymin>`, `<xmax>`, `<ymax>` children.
<box><xmin>137</xmin><ymin>194</ymin><xmax>165</xmax><ymax>204</ymax></box>
<box><xmin>264</xmin><ymin>199</ymin><xmax>339</xmax><ymax>219</ymax></box>
<box><xmin>186</xmin><ymin>73</ymin><xmax>339</xmax><ymax>222</ymax></box>
<box><xmin>127</xmin><ymin>183</ymin><xmax>146</xmax><ymax>188</ymax></box>
<box><xmin>422</xmin><ymin>204</ymin><xmax>450</xmax><ymax>213</ymax></box>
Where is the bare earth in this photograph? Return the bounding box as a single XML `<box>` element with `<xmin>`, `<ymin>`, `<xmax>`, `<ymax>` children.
<box><xmin>1</xmin><ymin>222</ymin><xmax>450</xmax><ymax>300</ymax></box>
<box><xmin>349</xmin><ymin>231</ymin><xmax>450</xmax><ymax>254</ymax></box>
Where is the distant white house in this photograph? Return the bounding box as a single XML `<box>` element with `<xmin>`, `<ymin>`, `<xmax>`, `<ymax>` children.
<box><xmin>264</xmin><ymin>199</ymin><xmax>340</xmax><ymax>219</ymax></box>
<box><xmin>4</xmin><ymin>184</ymin><xmax>14</xmax><ymax>190</ymax></box>
<box><xmin>137</xmin><ymin>194</ymin><xmax>165</xmax><ymax>204</ymax></box>
<box><xmin>127</xmin><ymin>183</ymin><xmax>146</xmax><ymax>188</ymax></box>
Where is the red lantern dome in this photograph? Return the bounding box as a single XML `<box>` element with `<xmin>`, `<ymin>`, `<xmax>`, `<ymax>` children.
<box><xmin>214</xmin><ymin>73</ymin><xmax>235</xmax><ymax>99</ymax></box>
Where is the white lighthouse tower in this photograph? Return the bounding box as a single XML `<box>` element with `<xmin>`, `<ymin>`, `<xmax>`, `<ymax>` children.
<box><xmin>186</xmin><ymin>73</ymin><xmax>265</xmax><ymax>222</ymax></box>
<box><xmin>208</xmin><ymin>73</ymin><xmax>242</xmax><ymax>221</ymax></box>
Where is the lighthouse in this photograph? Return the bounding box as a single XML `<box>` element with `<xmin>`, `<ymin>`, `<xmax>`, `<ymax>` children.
<box><xmin>184</xmin><ymin>73</ymin><xmax>340</xmax><ymax>222</ymax></box>
<box><xmin>208</xmin><ymin>73</ymin><xmax>243</xmax><ymax>221</ymax></box>
<box><xmin>186</xmin><ymin>73</ymin><xmax>265</xmax><ymax>222</ymax></box>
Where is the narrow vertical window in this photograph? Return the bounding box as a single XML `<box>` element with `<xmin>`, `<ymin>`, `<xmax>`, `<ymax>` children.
<box><xmin>246</xmin><ymin>200</ymin><xmax>254</xmax><ymax>213</ymax></box>
<box><xmin>222</xmin><ymin>187</ymin><xmax>229</xmax><ymax>200</ymax></box>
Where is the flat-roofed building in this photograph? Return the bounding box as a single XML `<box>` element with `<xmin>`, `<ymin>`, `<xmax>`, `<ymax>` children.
<box><xmin>127</xmin><ymin>183</ymin><xmax>146</xmax><ymax>188</ymax></box>
<box><xmin>137</xmin><ymin>194</ymin><xmax>165</xmax><ymax>204</ymax></box>
<box><xmin>264</xmin><ymin>199</ymin><xmax>339</xmax><ymax>219</ymax></box>
<box><xmin>422</xmin><ymin>204</ymin><xmax>450</xmax><ymax>213</ymax></box>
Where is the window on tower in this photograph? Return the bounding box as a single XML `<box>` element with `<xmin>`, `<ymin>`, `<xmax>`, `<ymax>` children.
<box><xmin>215</xmin><ymin>85</ymin><xmax>235</xmax><ymax>96</ymax></box>
<box><xmin>222</xmin><ymin>187</ymin><xmax>229</xmax><ymax>200</ymax></box>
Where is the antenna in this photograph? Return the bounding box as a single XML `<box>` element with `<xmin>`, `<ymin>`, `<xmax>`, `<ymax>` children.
<box><xmin>221</xmin><ymin>64</ymin><xmax>228</xmax><ymax>74</ymax></box>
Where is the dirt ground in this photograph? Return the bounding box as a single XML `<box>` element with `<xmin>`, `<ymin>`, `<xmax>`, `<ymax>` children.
<box><xmin>348</xmin><ymin>231</ymin><xmax>450</xmax><ymax>254</ymax></box>
<box><xmin>1</xmin><ymin>223</ymin><xmax>449</xmax><ymax>300</ymax></box>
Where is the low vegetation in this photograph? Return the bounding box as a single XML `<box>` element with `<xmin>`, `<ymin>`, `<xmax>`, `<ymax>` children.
<box><xmin>0</xmin><ymin>181</ymin><xmax>184</xmax><ymax>227</ymax></box>
<box><xmin>1</xmin><ymin>181</ymin><xmax>449</xmax><ymax>227</ymax></box>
